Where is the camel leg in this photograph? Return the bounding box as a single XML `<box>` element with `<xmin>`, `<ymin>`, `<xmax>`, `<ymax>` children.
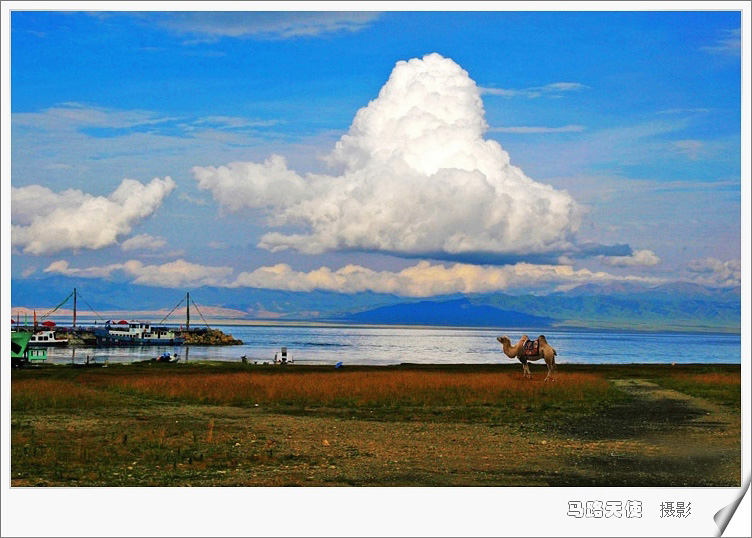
<box><xmin>544</xmin><ymin>356</ymin><xmax>553</xmax><ymax>382</ymax></box>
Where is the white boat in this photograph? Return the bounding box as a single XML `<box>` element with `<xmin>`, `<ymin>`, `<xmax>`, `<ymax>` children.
<box><xmin>93</xmin><ymin>320</ymin><xmax>184</xmax><ymax>346</ymax></box>
<box><xmin>29</xmin><ymin>329</ymin><xmax>68</xmax><ymax>347</ymax></box>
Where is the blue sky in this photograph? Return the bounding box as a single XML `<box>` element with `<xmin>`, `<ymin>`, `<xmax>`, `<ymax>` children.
<box><xmin>9</xmin><ymin>10</ymin><xmax>743</xmax><ymax>297</ymax></box>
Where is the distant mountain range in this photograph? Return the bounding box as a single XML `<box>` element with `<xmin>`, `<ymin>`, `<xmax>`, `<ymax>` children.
<box><xmin>11</xmin><ymin>275</ymin><xmax>741</xmax><ymax>332</ymax></box>
<box><xmin>341</xmin><ymin>298</ymin><xmax>554</xmax><ymax>327</ymax></box>
<box><xmin>470</xmin><ymin>283</ymin><xmax>740</xmax><ymax>332</ymax></box>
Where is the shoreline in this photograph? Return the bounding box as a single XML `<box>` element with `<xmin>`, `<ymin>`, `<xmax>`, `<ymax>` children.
<box><xmin>27</xmin><ymin>362</ymin><xmax>748</xmax><ymax>368</ymax></box>
<box><xmin>15</xmin><ymin>316</ymin><xmax>742</xmax><ymax>335</ymax></box>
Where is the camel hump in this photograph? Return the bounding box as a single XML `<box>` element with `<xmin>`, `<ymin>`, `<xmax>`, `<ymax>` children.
<box><xmin>538</xmin><ymin>334</ymin><xmax>548</xmax><ymax>343</ymax></box>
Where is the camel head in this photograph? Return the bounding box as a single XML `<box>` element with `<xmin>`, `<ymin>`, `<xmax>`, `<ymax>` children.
<box><xmin>497</xmin><ymin>336</ymin><xmax>509</xmax><ymax>345</ymax></box>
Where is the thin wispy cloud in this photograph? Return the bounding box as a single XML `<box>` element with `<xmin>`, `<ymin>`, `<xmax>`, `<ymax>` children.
<box><xmin>193</xmin><ymin>116</ymin><xmax>281</xmax><ymax>129</ymax></box>
<box><xmin>148</xmin><ymin>12</ymin><xmax>382</xmax><ymax>42</ymax></box>
<box><xmin>12</xmin><ymin>102</ymin><xmax>174</xmax><ymax>131</ymax></box>
<box><xmin>700</xmin><ymin>28</ymin><xmax>741</xmax><ymax>55</ymax></box>
<box><xmin>489</xmin><ymin>125</ymin><xmax>585</xmax><ymax>134</ymax></box>
<box><xmin>178</xmin><ymin>193</ymin><xmax>209</xmax><ymax>207</ymax></box>
<box><xmin>538</xmin><ymin>119</ymin><xmax>691</xmax><ymax>172</ymax></box>
<box><xmin>11</xmin><ymin>103</ymin><xmax>282</xmax><ymax>179</ymax></box>
<box><xmin>657</xmin><ymin>108</ymin><xmax>711</xmax><ymax>115</ymax></box>
<box><xmin>14</xmin><ymin>104</ymin><xmax>281</xmax><ymax>137</ymax></box>
<box><xmin>480</xmin><ymin>82</ymin><xmax>588</xmax><ymax>99</ymax></box>
<box><xmin>672</xmin><ymin>139</ymin><xmax>705</xmax><ymax>160</ymax></box>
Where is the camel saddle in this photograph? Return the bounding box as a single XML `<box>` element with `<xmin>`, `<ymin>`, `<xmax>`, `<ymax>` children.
<box><xmin>523</xmin><ymin>338</ymin><xmax>539</xmax><ymax>357</ymax></box>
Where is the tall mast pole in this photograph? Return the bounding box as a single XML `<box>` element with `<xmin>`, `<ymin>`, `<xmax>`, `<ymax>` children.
<box><xmin>186</xmin><ymin>291</ymin><xmax>190</xmax><ymax>331</ymax></box>
<box><xmin>73</xmin><ymin>288</ymin><xmax>77</xmax><ymax>330</ymax></box>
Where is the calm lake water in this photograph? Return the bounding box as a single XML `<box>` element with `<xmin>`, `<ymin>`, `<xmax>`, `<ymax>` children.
<box><xmin>40</xmin><ymin>324</ymin><xmax>741</xmax><ymax>366</ymax></box>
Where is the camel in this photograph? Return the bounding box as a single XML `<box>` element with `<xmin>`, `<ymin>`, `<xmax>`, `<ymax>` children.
<box><xmin>496</xmin><ymin>334</ymin><xmax>557</xmax><ymax>381</ymax></box>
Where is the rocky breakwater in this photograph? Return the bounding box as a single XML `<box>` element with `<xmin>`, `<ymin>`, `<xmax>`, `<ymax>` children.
<box><xmin>181</xmin><ymin>328</ymin><xmax>243</xmax><ymax>346</ymax></box>
<box><xmin>66</xmin><ymin>330</ymin><xmax>98</xmax><ymax>346</ymax></box>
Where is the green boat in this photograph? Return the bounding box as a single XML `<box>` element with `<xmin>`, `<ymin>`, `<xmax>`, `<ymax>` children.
<box><xmin>11</xmin><ymin>331</ymin><xmax>47</xmax><ymax>367</ymax></box>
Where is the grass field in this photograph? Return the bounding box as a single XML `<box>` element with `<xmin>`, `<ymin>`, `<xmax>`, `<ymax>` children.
<box><xmin>11</xmin><ymin>362</ymin><xmax>741</xmax><ymax>487</ymax></box>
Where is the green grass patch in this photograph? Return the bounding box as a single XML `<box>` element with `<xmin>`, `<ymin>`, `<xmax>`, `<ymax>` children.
<box><xmin>650</xmin><ymin>372</ymin><xmax>741</xmax><ymax>408</ymax></box>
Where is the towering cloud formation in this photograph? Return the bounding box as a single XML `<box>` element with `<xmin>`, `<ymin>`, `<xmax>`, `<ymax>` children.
<box><xmin>194</xmin><ymin>53</ymin><xmax>580</xmax><ymax>260</ymax></box>
<box><xmin>12</xmin><ymin>177</ymin><xmax>175</xmax><ymax>255</ymax></box>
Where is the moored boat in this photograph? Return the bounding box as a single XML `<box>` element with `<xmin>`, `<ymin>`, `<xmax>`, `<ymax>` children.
<box><xmin>28</xmin><ymin>329</ymin><xmax>69</xmax><ymax>347</ymax></box>
<box><xmin>11</xmin><ymin>331</ymin><xmax>48</xmax><ymax>366</ymax></box>
<box><xmin>93</xmin><ymin>320</ymin><xmax>184</xmax><ymax>346</ymax></box>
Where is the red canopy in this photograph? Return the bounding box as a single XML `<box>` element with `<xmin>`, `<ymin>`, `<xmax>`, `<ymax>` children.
<box><xmin>118</xmin><ymin>320</ymin><xmax>129</xmax><ymax>325</ymax></box>
<box><xmin>42</xmin><ymin>320</ymin><xmax>56</xmax><ymax>327</ymax></box>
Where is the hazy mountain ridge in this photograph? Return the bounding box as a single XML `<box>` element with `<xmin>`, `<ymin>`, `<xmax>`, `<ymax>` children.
<box><xmin>11</xmin><ymin>276</ymin><xmax>740</xmax><ymax>331</ymax></box>
<box><xmin>558</xmin><ymin>282</ymin><xmax>740</xmax><ymax>301</ymax></box>
<box><xmin>10</xmin><ymin>275</ymin><xmax>408</xmax><ymax>319</ymax></box>
<box><xmin>341</xmin><ymin>298</ymin><xmax>554</xmax><ymax>327</ymax></box>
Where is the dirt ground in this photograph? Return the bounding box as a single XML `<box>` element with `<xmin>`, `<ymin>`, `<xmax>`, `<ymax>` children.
<box><xmin>11</xmin><ymin>366</ymin><xmax>741</xmax><ymax>487</ymax></box>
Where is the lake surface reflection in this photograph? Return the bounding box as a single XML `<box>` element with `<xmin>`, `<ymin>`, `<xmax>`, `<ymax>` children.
<box><xmin>42</xmin><ymin>325</ymin><xmax>742</xmax><ymax>366</ymax></box>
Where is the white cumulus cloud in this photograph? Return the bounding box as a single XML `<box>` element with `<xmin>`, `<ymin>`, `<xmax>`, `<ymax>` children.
<box><xmin>599</xmin><ymin>249</ymin><xmax>660</xmax><ymax>267</ymax></box>
<box><xmin>232</xmin><ymin>261</ymin><xmax>662</xmax><ymax>297</ymax></box>
<box><xmin>44</xmin><ymin>260</ymin><xmax>125</xmax><ymax>279</ymax></box>
<box><xmin>194</xmin><ymin>53</ymin><xmax>581</xmax><ymax>260</ymax></box>
<box><xmin>44</xmin><ymin>258</ymin><xmax>663</xmax><ymax>296</ymax></box>
<box><xmin>12</xmin><ymin>177</ymin><xmax>175</xmax><ymax>255</ymax></box>
<box><xmin>44</xmin><ymin>259</ymin><xmax>233</xmax><ymax>288</ymax></box>
<box><xmin>123</xmin><ymin>260</ymin><xmax>233</xmax><ymax>288</ymax></box>
<box><xmin>686</xmin><ymin>258</ymin><xmax>741</xmax><ymax>287</ymax></box>
<box><xmin>120</xmin><ymin>234</ymin><xmax>168</xmax><ymax>252</ymax></box>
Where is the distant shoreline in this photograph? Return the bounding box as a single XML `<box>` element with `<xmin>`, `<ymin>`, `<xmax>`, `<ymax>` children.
<box><xmin>20</xmin><ymin>316</ymin><xmax>742</xmax><ymax>335</ymax></box>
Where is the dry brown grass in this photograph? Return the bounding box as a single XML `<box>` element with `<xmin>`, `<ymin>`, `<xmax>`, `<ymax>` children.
<box><xmin>12</xmin><ymin>379</ymin><xmax>120</xmax><ymax>410</ymax></box>
<box><xmin>88</xmin><ymin>370</ymin><xmax>609</xmax><ymax>408</ymax></box>
<box><xmin>11</xmin><ymin>364</ymin><xmax>741</xmax><ymax>487</ymax></box>
<box><xmin>669</xmin><ymin>372</ymin><xmax>741</xmax><ymax>385</ymax></box>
